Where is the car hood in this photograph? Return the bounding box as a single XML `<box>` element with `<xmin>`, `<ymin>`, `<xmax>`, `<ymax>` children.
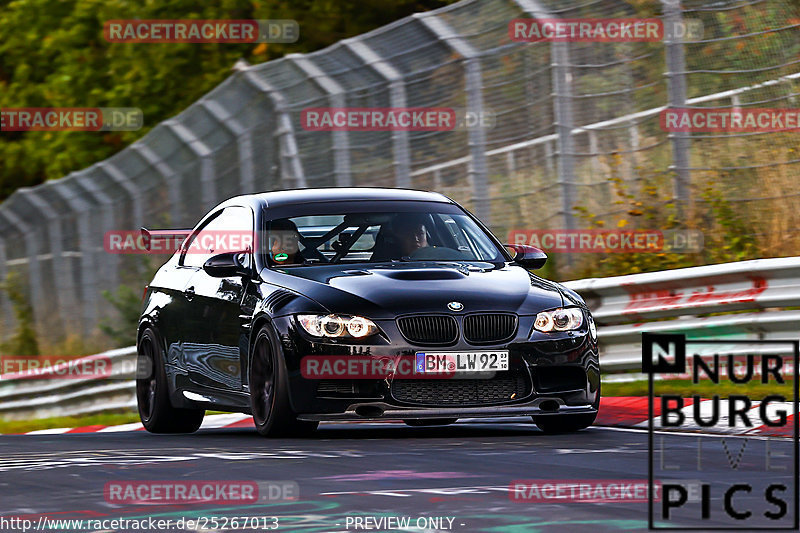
<box><xmin>264</xmin><ymin>262</ymin><xmax>565</xmax><ymax>319</ymax></box>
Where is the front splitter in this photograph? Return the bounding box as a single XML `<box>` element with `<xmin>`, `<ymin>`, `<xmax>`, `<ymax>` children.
<box><xmin>298</xmin><ymin>398</ymin><xmax>597</xmax><ymax>421</ymax></box>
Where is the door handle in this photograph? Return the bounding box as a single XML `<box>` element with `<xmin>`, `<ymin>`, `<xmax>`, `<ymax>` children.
<box><xmin>185</xmin><ymin>286</ymin><xmax>195</xmax><ymax>301</ymax></box>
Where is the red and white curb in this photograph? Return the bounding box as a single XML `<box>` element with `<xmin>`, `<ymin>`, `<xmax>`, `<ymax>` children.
<box><xmin>595</xmin><ymin>397</ymin><xmax>795</xmax><ymax>437</ymax></box>
<box><xmin>6</xmin><ymin>397</ymin><xmax>795</xmax><ymax>436</ymax></box>
<box><xmin>13</xmin><ymin>413</ymin><xmax>404</xmax><ymax>435</ymax></box>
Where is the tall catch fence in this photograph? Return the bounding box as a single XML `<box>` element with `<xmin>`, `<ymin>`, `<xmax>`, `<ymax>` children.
<box><xmin>0</xmin><ymin>0</ymin><xmax>799</xmax><ymax>343</ymax></box>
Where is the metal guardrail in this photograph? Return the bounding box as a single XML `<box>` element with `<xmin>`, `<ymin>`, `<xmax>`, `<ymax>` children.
<box><xmin>0</xmin><ymin>347</ymin><xmax>137</xmax><ymax>421</ymax></box>
<box><xmin>3</xmin><ymin>0</ymin><xmax>799</xmax><ymax>347</ymax></box>
<box><xmin>1</xmin><ymin>256</ymin><xmax>798</xmax><ymax>419</ymax></box>
<box><xmin>567</xmin><ymin>256</ymin><xmax>800</xmax><ymax>370</ymax></box>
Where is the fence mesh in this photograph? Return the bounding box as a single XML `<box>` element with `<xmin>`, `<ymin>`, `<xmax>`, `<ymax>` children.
<box><xmin>1</xmin><ymin>0</ymin><xmax>799</xmax><ymax>344</ymax></box>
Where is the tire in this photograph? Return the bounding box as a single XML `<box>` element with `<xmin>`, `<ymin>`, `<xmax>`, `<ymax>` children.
<box><xmin>249</xmin><ymin>324</ymin><xmax>318</xmax><ymax>437</ymax></box>
<box><xmin>137</xmin><ymin>327</ymin><xmax>205</xmax><ymax>433</ymax></box>
<box><xmin>403</xmin><ymin>418</ymin><xmax>458</xmax><ymax>427</ymax></box>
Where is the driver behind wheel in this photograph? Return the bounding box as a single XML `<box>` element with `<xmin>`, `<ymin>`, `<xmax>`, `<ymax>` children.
<box><xmin>267</xmin><ymin>218</ymin><xmax>303</xmax><ymax>265</ymax></box>
<box><xmin>393</xmin><ymin>214</ymin><xmax>429</xmax><ymax>257</ymax></box>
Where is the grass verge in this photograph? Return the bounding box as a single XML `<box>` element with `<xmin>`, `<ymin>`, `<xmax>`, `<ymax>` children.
<box><xmin>0</xmin><ymin>412</ymin><xmax>141</xmax><ymax>434</ymax></box>
<box><xmin>0</xmin><ymin>410</ymin><xmax>232</xmax><ymax>434</ymax></box>
<box><xmin>604</xmin><ymin>378</ymin><xmax>796</xmax><ymax>399</ymax></box>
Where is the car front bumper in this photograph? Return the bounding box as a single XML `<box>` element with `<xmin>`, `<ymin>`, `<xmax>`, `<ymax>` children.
<box><xmin>274</xmin><ymin>314</ymin><xmax>601</xmax><ymax>419</ymax></box>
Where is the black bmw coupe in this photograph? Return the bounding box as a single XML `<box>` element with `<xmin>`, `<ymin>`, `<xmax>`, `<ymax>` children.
<box><xmin>136</xmin><ymin>188</ymin><xmax>600</xmax><ymax>436</ymax></box>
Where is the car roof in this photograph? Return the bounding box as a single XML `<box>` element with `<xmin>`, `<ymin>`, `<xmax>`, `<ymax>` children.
<box><xmin>222</xmin><ymin>187</ymin><xmax>454</xmax><ymax>209</ymax></box>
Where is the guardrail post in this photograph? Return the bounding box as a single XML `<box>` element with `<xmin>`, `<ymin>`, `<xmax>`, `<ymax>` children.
<box><xmin>343</xmin><ymin>39</ymin><xmax>412</xmax><ymax>189</ymax></box>
<box><xmin>241</xmin><ymin>71</ymin><xmax>307</xmax><ymax>189</ymax></box>
<box><xmin>288</xmin><ymin>54</ymin><xmax>352</xmax><ymax>188</ymax></box>
<box><xmin>416</xmin><ymin>14</ymin><xmax>490</xmax><ymax>223</ymax></box>
<box><xmin>662</xmin><ymin>0</ymin><xmax>691</xmax><ymax>219</ymax></box>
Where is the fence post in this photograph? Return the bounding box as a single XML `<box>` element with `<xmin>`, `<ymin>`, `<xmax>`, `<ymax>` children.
<box><xmin>0</xmin><ymin>237</ymin><xmax>11</xmax><ymax>335</ymax></box>
<box><xmin>588</xmin><ymin>130</ymin><xmax>600</xmax><ymax>180</ymax></box>
<box><xmin>50</xmin><ymin>179</ymin><xmax>99</xmax><ymax>337</ymax></box>
<box><xmin>629</xmin><ymin>122</ymin><xmax>640</xmax><ymax>182</ymax></box>
<box><xmin>0</xmin><ymin>206</ymin><xmax>45</xmax><ymax>335</ymax></box>
<box><xmin>73</xmin><ymin>171</ymin><xmax>120</xmax><ymax>293</ymax></box>
<box><xmin>242</xmin><ymin>71</ymin><xmax>307</xmax><ymax>189</ymax></box>
<box><xmin>289</xmin><ymin>54</ymin><xmax>352</xmax><ymax>188</ymax></box>
<box><xmin>165</xmin><ymin>121</ymin><xmax>217</xmax><ymax>211</ymax></box>
<box><xmin>16</xmin><ymin>190</ymin><xmax>73</xmax><ymax>337</ymax></box>
<box><xmin>506</xmin><ymin>151</ymin><xmax>516</xmax><ymax>175</ymax></box>
<box><xmin>97</xmin><ymin>162</ymin><xmax>144</xmax><ymax>232</ymax></box>
<box><xmin>200</xmin><ymin>100</ymin><xmax>256</xmax><ymax>195</ymax></box>
<box><xmin>544</xmin><ymin>140</ymin><xmax>556</xmax><ymax>183</ymax></box>
<box><xmin>344</xmin><ymin>39</ymin><xmax>412</xmax><ymax>189</ymax></box>
<box><xmin>662</xmin><ymin>0</ymin><xmax>691</xmax><ymax>219</ymax></box>
<box><xmin>416</xmin><ymin>13</ymin><xmax>490</xmax><ymax>223</ymax></box>
<box><xmin>552</xmin><ymin>41</ymin><xmax>577</xmax><ymax>234</ymax></box>
<box><xmin>130</xmin><ymin>143</ymin><xmax>180</xmax><ymax>226</ymax></box>
<box><xmin>514</xmin><ymin>0</ymin><xmax>576</xmax><ymax>236</ymax></box>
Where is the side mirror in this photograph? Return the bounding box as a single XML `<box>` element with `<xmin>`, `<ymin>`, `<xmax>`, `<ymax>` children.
<box><xmin>504</xmin><ymin>244</ymin><xmax>547</xmax><ymax>270</ymax></box>
<box><xmin>203</xmin><ymin>252</ymin><xmax>250</xmax><ymax>278</ymax></box>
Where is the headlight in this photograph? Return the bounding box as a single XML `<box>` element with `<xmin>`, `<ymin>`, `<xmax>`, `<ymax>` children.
<box><xmin>297</xmin><ymin>314</ymin><xmax>378</xmax><ymax>339</ymax></box>
<box><xmin>534</xmin><ymin>308</ymin><xmax>584</xmax><ymax>332</ymax></box>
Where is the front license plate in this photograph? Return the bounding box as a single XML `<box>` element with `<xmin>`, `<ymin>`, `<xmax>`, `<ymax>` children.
<box><xmin>414</xmin><ymin>351</ymin><xmax>509</xmax><ymax>373</ymax></box>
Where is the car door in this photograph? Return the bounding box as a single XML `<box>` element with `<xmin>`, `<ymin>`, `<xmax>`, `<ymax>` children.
<box><xmin>180</xmin><ymin>206</ymin><xmax>254</xmax><ymax>391</ymax></box>
<box><xmin>145</xmin><ymin>258</ymin><xmax>194</xmax><ymax>372</ymax></box>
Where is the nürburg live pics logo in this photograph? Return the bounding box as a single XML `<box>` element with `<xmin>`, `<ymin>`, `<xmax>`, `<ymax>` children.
<box><xmin>643</xmin><ymin>333</ymin><xmax>799</xmax><ymax>530</ymax></box>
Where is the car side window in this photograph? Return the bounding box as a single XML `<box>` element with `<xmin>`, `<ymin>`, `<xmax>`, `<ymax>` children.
<box><xmin>181</xmin><ymin>206</ymin><xmax>253</xmax><ymax>268</ymax></box>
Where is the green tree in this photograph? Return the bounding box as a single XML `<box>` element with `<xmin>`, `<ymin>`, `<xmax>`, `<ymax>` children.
<box><xmin>0</xmin><ymin>0</ymin><xmax>456</xmax><ymax>201</ymax></box>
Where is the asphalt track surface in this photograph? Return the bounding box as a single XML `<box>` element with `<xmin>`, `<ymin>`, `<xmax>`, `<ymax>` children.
<box><xmin>0</xmin><ymin>419</ymin><xmax>796</xmax><ymax>532</ymax></box>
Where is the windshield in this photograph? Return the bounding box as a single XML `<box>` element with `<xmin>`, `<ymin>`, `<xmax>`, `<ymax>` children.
<box><xmin>263</xmin><ymin>209</ymin><xmax>505</xmax><ymax>267</ymax></box>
